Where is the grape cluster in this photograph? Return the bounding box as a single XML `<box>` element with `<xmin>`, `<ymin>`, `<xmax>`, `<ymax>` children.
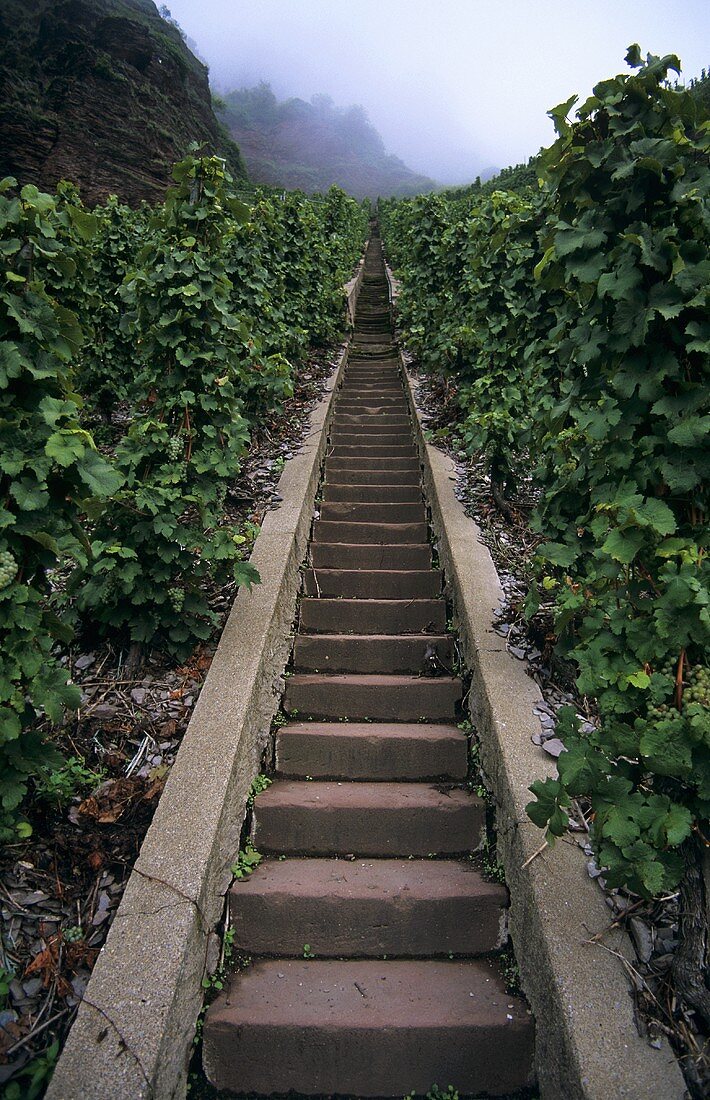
<box><xmin>683</xmin><ymin>664</ymin><xmax>709</xmax><ymax>708</ymax></box>
<box><xmin>0</xmin><ymin>549</ymin><xmax>18</xmax><ymax>590</ymax></box>
<box><xmin>647</xmin><ymin>659</ymin><xmax>710</xmax><ymax>718</ymax></box>
<box><xmin>168</xmin><ymin>586</ymin><xmax>184</xmax><ymax>613</ymax></box>
<box><xmin>166</xmin><ymin>436</ymin><xmax>182</xmax><ymax>461</ymax></box>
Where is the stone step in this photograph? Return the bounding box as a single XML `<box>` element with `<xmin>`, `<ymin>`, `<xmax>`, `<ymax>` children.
<box><xmin>330</xmin><ymin>432</ymin><xmax>413</xmax><ymax>447</ymax></box>
<box><xmin>334</xmin><ymin>398</ymin><xmax>407</xmax><ymax>411</ymax></box>
<box><xmin>293</xmin><ymin>632</ymin><xmax>453</xmax><ymax>674</ymax></box>
<box><xmin>339</xmin><ymin>383</ymin><xmax>403</xmax><ymax>392</ymax></box>
<box><xmin>336</xmin><ymin>397</ymin><xmax>409</xmax><ymax>409</ymax></box>
<box><xmin>323</xmin><ymin>464</ymin><xmax>421</xmax><ymax>483</ymax></box>
<box><xmin>203</xmin><ymin>960</ymin><xmax>533</xmax><ymax>1097</ymax></box>
<box><xmin>252</xmin><ymin>781</ymin><xmax>484</xmax><ymax>856</ymax></box>
<box><xmin>302</xmin><ymin>568</ymin><xmax>441</xmax><ymax>599</ymax></box>
<box><xmin>312</xmin><ymin>519</ymin><xmax>428</xmax><ymax>544</ymax></box>
<box><xmin>284</xmin><ymin>673</ymin><xmax>461</xmax><ymax>720</ymax></box>
<box><xmin>319</xmin><ymin>501</ymin><xmax>426</xmax><ymax>524</ymax></box>
<box><xmin>329</xmin><ymin>447</ymin><xmax>417</xmax><ymax>462</ymax></box>
<box><xmin>342</xmin><ymin>368</ymin><xmax>400</xmax><ymax>376</ymax></box>
<box><xmin>229</xmin><ymin>858</ymin><xmax>506</xmax><ymax>956</ymax></box>
<box><xmin>310</xmin><ymin>542</ymin><xmax>431</xmax><ymax>569</ymax></box>
<box><xmin>341</xmin><ymin>373</ymin><xmax>401</xmax><ymax>381</ymax></box>
<box><xmin>347</xmin><ymin>365</ymin><xmax>400</xmax><ymax>374</ymax></box>
<box><xmin>331</xmin><ymin>416</ymin><xmax>410</xmax><ymax>429</ymax></box>
<box><xmin>300</xmin><ymin>597</ymin><xmax>446</xmax><ymax>634</ymax></box>
<box><xmin>322</xmin><ymin>483</ymin><xmax>422</xmax><ymax>503</ymax></box>
<box><xmin>353</xmin><ymin>334</ymin><xmax>397</xmax><ymax>346</ymax></box>
<box><xmin>276</xmin><ymin>720</ymin><xmax>467</xmax><ymax>780</ymax></box>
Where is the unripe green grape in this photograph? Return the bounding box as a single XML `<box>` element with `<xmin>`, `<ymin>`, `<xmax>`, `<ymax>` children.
<box><xmin>0</xmin><ymin>549</ymin><xmax>18</xmax><ymax>589</ymax></box>
<box><xmin>167</xmin><ymin>436</ymin><xmax>182</xmax><ymax>461</ymax></box>
<box><xmin>168</xmin><ymin>586</ymin><xmax>184</xmax><ymax>612</ymax></box>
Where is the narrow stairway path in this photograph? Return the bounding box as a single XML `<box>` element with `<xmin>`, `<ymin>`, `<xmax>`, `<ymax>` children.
<box><xmin>203</xmin><ymin>233</ymin><xmax>535</xmax><ymax>1097</ymax></box>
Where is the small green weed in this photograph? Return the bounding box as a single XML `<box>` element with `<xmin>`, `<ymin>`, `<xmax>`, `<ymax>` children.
<box><xmin>302</xmin><ymin>943</ymin><xmax>315</xmax><ymax>959</ymax></box>
<box><xmin>404</xmin><ymin>1087</ymin><xmax>459</xmax><ymax>1100</ymax></box>
<box><xmin>34</xmin><ymin>756</ymin><xmax>105</xmax><ymax>809</ymax></box>
<box><xmin>0</xmin><ymin>966</ymin><xmax>11</xmax><ymax>1009</ymax></box>
<box><xmin>499</xmin><ymin>946</ymin><xmax>522</xmax><ymax>994</ymax></box>
<box><xmin>247</xmin><ymin>773</ymin><xmax>272</xmax><ymax>809</ymax></box>
<box><xmin>1</xmin><ymin>1039</ymin><xmax>60</xmax><ymax>1099</ymax></box>
<box><xmin>231</xmin><ymin>843</ymin><xmax>262</xmax><ymax>880</ymax></box>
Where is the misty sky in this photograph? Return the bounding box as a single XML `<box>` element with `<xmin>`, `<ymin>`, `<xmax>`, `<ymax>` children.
<box><xmin>166</xmin><ymin>0</ymin><xmax>709</xmax><ymax>184</ymax></box>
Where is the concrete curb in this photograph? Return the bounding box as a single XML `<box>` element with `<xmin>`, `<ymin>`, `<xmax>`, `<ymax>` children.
<box><xmin>397</xmin><ymin>361</ymin><xmax>686</xmax><ymax>1095</ymax></box>
<box><xmin>46</xmin><ymin>269</ymin><xmax>364</xmax><ymax>1099</ymax></box>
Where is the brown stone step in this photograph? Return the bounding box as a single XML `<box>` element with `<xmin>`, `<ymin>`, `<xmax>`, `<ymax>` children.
<box><xmin>203</xmin><ymin>959</ymin><xmax>533</xmax><ymax>1097</ymax></box>
<box><xmin>329</xmin><ymin>445</ymin><xmax>416</xmax><ymax>459</ymax></box>
<box><xmin>353</xmin><ymin>335</ymin><xmax>396</xmax><ymax>346</ymax></box>
<box><xmin>319</xmin><ymin>501</ymin><xmax>426</xmax><ymax>524</ymax></box>
<box><xmin>252</xmin><ymin>781</ymin><xmax>484</xmax><ymax>856</ymax></box>
<box><xmin>324</xmin><ymin>460</ymin><xmax>420</xmax><ymax>478</ymax></box>
<box><xmin>336</xmin><ymin>398</ymin><xmax>409</xmax><ymax>411</ymax></box>
<box><xmin>303</xmin><ymin>569</ymin><xmax>441</xmax><ymax>599</ymax></box>
<box><xmin>339</xmin><ymin>386</ymin><xmax>403</xmax><ymax>395</ymax></box>
<box><xmin>284</xmin><ymin>673</ymin><xmax>461</xmax><ymax>720</ymax></box>
<box><xmin>345</xmin><ymin>359</ymin><xmax>398</xmax><ymax>365</ymax></box>
<box><xmin>322</xmin><ymin>484</ymin><xmax>422</xmax><ymax>503</ymax></box>
<box><xmin>312</xmin><ymin>520</ymin><xmax>427</xmax><ymax>544</ymax></box>
<box><xmin>276</xmin><ymin>720</ymin><xmax>467</xmax><ymax>779</ymax></box>
<box><xmin>341</xmin><ymin>371</ymin><xmax>401</xmax><ymax>379</ymax></box>
<box><xmin>341</xmin><ymin>376</ymin><xmax>401</xmax><ymax>384</ymax></box>
<box><xmin>331</xmin><ymin>417</ymin><xmax>410</xmax><ymax>430</ymax></box>
<box><xmin>293</xmin><ymin>633</ymin><xmax>453</xmax><ymax>674</ymax></box>
<box><xmin>336</xmin><ymin>398</ymin><xmax>409</xmax><ymax>409</ymax></box>
<box><xmin>345</xmin><ymin>365</ymin><xmax>400</xmax><ymax>374</ymax></box>
<box><xmin>331</xmin><ymin>431</ymin><xmax>413</xmax><ymax>446</ymax></box>
<box><xmin>300</xmin><ymin>597</ymin><xmax>446</xmax><ymax>634</ymax></box>
<box><xmin>310</xmin><ymin>543</ymin><xmax>431</xmax><ymax>569</ymax></box>
<box><xmin>229</xmin><ymin>859</ymin><xmax>506</xmax><ymax>956</ymax></box>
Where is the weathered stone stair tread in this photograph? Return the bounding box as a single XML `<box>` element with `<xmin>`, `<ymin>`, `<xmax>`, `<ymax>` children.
<box><xmin>275</xmin><ymin>721</ymin><xmax>467</xmax><ymax>779</ymax></box>
<box><xmin>324</xmin><ymin>461</ymin><xmax>421</xmax><ymax>478</ymax></box>
<box><xmin>300</xmin><ymin>597</ymin><xmax>446</xmax><ymax>634</ymax></box>
<box><xmin>229</xmin><ymin>859</ymin><xmax>507</xmax><ymax>956</ymax></box>
<box><xmin>319</xmin><ymin>501</ymin><xmax>426</xmax><ymax>523</ymax></box>
<box><xmin>329</xmin><ymin>446</ymin><xmax>417</xmax><ymax>459</ymax></box>
<box><xmin>252</xmin><ymin>780</ymin><xmax>484</xmax><ymax>856</ymax></box>
<box><xmin>203</xmin><ymin>959</ymin><xmax>533</xmax><ymax>1097</ymax></box>
<box><xmin>331</xmin><ymin>433</ymin><xmax>413</xmax><ymax>447</ymax></box>
<box><xmin>322</xmin><ymin>483</ymin><xmax>423</xmax><ymax>502</ymax></box>
<box><xmin>331</xmin><ymin>420</ymin><xmax>411</xmax><ymax>431</ymax></box>
<box><xmin>284</xmin><ymin>672</ymin><xmax>461</xmax><ymax>720</ymax></box>
<box><xmin>303</xmin><ymin>568</ymin><xmax>441</xmax><ymax>598</ymax></box>
<box><xmin>310</xmin><ymin>542</ymin><xmax>431</xmax><ymax>569</ymax></box>
<box><xmin>313</xmin><ymin>520</ymin><xmax>427</xmax><ymax>543</ymax></box>
<box><xmin>293</xmin><ymin>632</ymin><xmax>453</xmax><ymax>673</ymax></box>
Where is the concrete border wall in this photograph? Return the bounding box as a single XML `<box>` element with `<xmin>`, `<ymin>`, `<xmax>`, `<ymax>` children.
<box><xmin>46</xmin><ymin>264</ymin><xmax>365</xmax><ymax>1099</ymax></box>
<box><xmin>397</xmin><ymin>354</ymin><xmax>685</xmax><ymax>1097</ymax></box>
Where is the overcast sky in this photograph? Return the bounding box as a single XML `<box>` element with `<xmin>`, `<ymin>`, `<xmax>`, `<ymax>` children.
<box><xmin>166</xmin><ymin>0</ymin><xmax>708</xmax><ymax>184</ymax></box>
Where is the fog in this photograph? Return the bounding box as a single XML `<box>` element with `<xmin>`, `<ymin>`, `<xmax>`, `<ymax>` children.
<box><xmin>166</xmin><ymin>0</ymin><xmax>708</xmax><ymax>185</ymax></box>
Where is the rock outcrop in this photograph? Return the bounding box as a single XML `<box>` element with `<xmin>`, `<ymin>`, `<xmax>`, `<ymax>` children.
<box><xmin>0</xmin><ymin>0</ymin><xmax>245</xmax><ymax>206</ymax></box>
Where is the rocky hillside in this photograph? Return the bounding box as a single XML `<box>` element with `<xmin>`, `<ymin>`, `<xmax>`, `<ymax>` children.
<box><xmin>0</xmin><ymin>0</ymin><xmax>245</xmax><ymax>206</ymax></box>
<box><xmin>218</xmin><ymin>84</ymin><xmax>435</xmax><ymax>200</ymax></box>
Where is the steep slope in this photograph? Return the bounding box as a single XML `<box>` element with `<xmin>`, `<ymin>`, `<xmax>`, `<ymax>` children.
<box><xmin>0</xmin><ymin>0</ymin><xmax>245</xmax><ymax>206</ymax></box>
<box><xmin>218</xmin><ymin>84</ymin><xmax>435</xmax><ymax>200</ymax></box>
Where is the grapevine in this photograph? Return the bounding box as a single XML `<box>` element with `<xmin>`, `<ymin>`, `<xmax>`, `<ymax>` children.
<box><xmin>382</xmin><ymin>49</ymin><xmax>709</xmax><ymax>914</ymax></box>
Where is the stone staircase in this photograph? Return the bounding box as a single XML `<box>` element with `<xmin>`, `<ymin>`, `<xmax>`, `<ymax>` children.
<box><xmin>202</xmin><ymin>234</ymin><xmax>535</xmax><ymax>1096</ymax></box>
